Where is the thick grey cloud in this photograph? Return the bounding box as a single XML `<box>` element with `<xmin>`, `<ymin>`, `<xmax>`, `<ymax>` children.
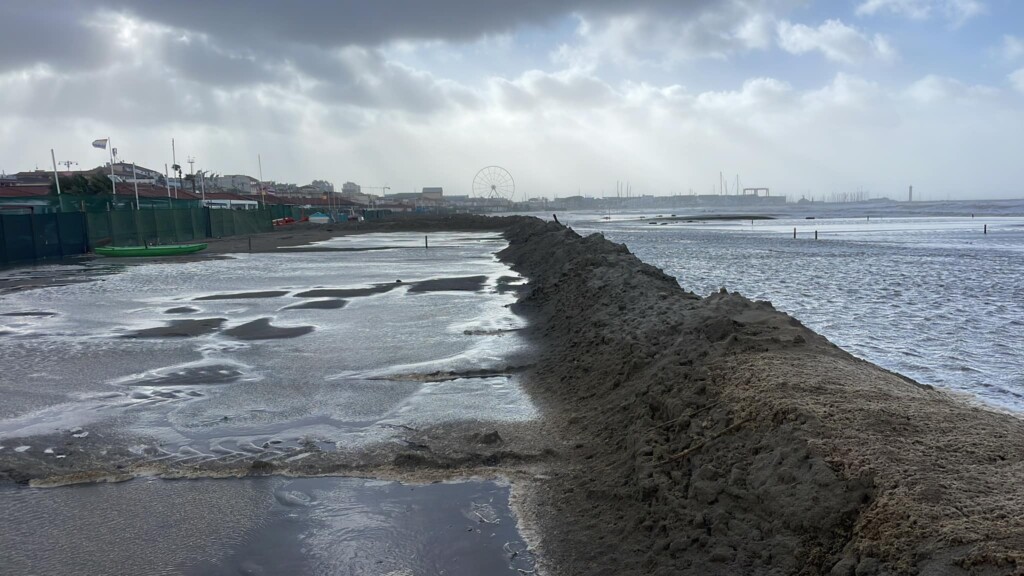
<box><xmin>0</xmin><ymin>4</ymin><xmax>113</xmax><ymax>71</ymax></box>
<box><xmin>3</xmin><ymin>1</ymin><xmax>784</xmax><ymax>74</ymax></box>
<box><xmin>105</xmin><ymin>0</ymin><xmax>727</xmax><ymax>48</ymax></box>
<box><xmin>2</xmin><ymin>0</ymin><xmax>1020</xmax><ymax>200</ymax></box>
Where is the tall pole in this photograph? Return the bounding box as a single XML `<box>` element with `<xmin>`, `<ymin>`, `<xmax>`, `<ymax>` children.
<box><xmin>165</xmin><ymin>163</ymin><xmax>171</xmax><ymax>198</ymax></box>
<box><xmin>51</xmin><ymin>149</ymin><xmax>61</xmax><ymax>196</ymax></box>
<box><xmin>171</xmin><ymin>138</ymin><xmax>176</xmax><ymax>169</ymax></box>
<box><xmin>258</xmin><ymin>153</ymin><xmax>265</xmax><ymax>209</ymax></box>
<box><xmin>109</xmin><ymin>137</ymin><xmax>116</xmax><ymax>200</ymax></box>
<box><xmin>200</xmin><ymin>171</ymin><xmax>206</xmax><ymax>203</ymax></box>
<box><xmin>132</xmin><ymin>162</ymin><xmax>140</xmax><ymax>209</ymax></box>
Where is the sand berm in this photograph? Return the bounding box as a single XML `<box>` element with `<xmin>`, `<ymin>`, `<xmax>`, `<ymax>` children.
<box><xmin>499</xmin><ymin>217</ymin><xmax>1024</xmax><ymax>575</ymax></box>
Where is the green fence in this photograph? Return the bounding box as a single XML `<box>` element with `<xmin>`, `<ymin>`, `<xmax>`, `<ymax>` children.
<box><xmin>0</xmin><ymin>212</ymin><xmax>88</xmax><ymax>264</ymax></box>
<box><xmin>83</xmin><ymin>208</ymin><xmax>271</xmax><ymax>248</ymax></box>
<box><xmin>209</xmin><ymin>209</ymin><xmax>273</xmax><ymax>238</ymax></box>
<box><xmin>267</xmin><ymin>205</ymin><xmax>312</xmax><ymax>220</ymax></box>
<box><xmin>1</xmin><ymin>199</ymin><xmax>387</xmax><ymax>265</ymax></box>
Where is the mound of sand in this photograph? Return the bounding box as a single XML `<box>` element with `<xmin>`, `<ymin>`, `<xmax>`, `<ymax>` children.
<box><xmin>499</xmin><ymin>218</ymin><xmax>1024</xmax><ymax>576</ymax></box>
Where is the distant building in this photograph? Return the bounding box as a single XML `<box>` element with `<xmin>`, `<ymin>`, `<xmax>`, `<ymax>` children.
<box><xmin>111</xmin><ymin>162</ymin><xmax>162</xmax><ymax>184</ymax></box>
<box><xmin>341</xmin><ymin>181</ymin><xmax>361</xmax><ymax>195</ymax></box>
<box><xmin>311</xmin><ymin>179</ymin><xmax>334</xmax><ymax>193</ymax></box>
<box><xmin>11</xmin><ymin>170</ymin><xmax>55</xmax><ymax>186</ymax></box>
<box><xmin>214</xmin><ymin>175</ymin><xmax>259</xmax><ymax>194</ymax></box>
<box><xmin>421</xmin><ymin>187</ymin><xmax>443</xmax><ymax>200</ymax></box>
<box><xmin>386</xmin><ymin>192</ymin><xmax>420</xmax><ymax>202</ymax></box>
<box><xmin>264</xmin><ymin>181</ymin><xmax>301</xmax><ymax>196</ymax></box>
<box><xmin>338</xmin><ymin>191</ymin><xmax>376</xmax><ymax>205</ymax></box>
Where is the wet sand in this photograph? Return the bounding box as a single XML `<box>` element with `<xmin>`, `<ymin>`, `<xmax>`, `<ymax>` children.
<box><xmin>293</xmin><ymin>284</ymin><xmax>399</xmax><ymax>298</ymax></box>
<box><xmin>0</xmin><ymin>220</ymin><xmax>548</xmax><ymax>489</ymax></box>
<box><xmin>4</xmin><ymin>214</ymin><xmax>1020</xmax><ymax>574</ymax></box>
<box><xmin>122</xmin><ymin>318</ymin><xmax>227</xmax><ymax>338</ymax></box>
<box><xmin>0</xmin><ymin>215</ymin><xmax>513</xmax><ymax>296</ymax></box>
<box><xmin>222</xmin><ymin>318</ymin><xmax>315</xmax><ymax>340</ymax></box>
<box><xmin>408</xmin><ymin>275</ymin><xmax>489</xmax><ymax>293</ymax></box>
<box><xmin>201</xmin><ymin>214</ymin><xmax>515</xmax><ymax>255</ymax></box>
<box><xmin>194</xmin><ymin>290</ymin><xmax>291</xmax><ymax>300</ymax></box>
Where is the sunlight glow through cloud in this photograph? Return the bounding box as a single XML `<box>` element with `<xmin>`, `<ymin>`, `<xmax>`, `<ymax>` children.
<box><xmin>0</xmin><ymin>1</ymin><xmax>1021</xmax><ymax>199</ymax></box>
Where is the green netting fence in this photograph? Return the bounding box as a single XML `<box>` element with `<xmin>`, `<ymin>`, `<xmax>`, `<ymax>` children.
<box><xmin>267</xmin><ymin>205</ymin><xmax>313</xmax><ymax>220</ymax></box>
<box><xmin>83</xmin><ymin>208</ymin><xmax>272</xmax><ymax>248</ymax></box>
<box><xmin>208</xmin><ymin>209</ymin><xmax>273</xmax><ymax>238</ymax></box>
<box><xmin>1</xmin><ymin>192</ymin><xmax>386</xmax><ymax>265</ymax></box>
<box><xmin>0</xmin><ymin>212</ymin><xmax>88</xmax><ymax>264</ymax></box>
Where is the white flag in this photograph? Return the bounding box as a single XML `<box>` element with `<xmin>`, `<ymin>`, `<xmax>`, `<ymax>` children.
<box><xmin>92</xmin><ymin>139</ymin><xmax>108</xmax><ymax>149</ymax></box>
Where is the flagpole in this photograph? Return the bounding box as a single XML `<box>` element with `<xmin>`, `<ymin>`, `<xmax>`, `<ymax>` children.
<box><xmin>132</xmin><ymin>162</ymin><xmax>140</xmax><ymax>210</ymax></box>
<box><xmin>108</xmin><ymin>137</ymin><xmax>116</xmax><ymax>201</ymax></box>
<box><xmin>200</xmin><ymin>171</ymin><xmax>206</xmax><ymax>204</ymax></box>
<box><xmin>51</xmin><ymin>149</ymin><xmax>61</xmax><ymax>196</ymax></box>
<box><xmin>165</xmin><ymin>163</ymin><xmax>171</xmax><ymax>198</ymax></box>
<box><xmin>258</xmin><ymin>153</ymin><xmax>265</xmax><ymax>209</ymax></box>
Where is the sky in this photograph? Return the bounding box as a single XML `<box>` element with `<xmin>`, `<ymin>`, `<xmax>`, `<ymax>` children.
<box><xmin>1</xmin><ymin>0</ymin><xmax>1023</xmax><ymax>201</ymax></box>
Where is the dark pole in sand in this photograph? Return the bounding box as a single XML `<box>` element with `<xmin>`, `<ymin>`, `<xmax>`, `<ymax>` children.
<box><xmin>425</xmin><ymin>235</ymin><xmax>428</xmax><ymax>249</ymax></box>
<box><xmin>815</xmin><ymin>230</ymin><xmax>818</xmax><ymax>240</ymax></box>
<box><xmin>793</xmin><ymin>227</ymin><xmax>796</xmax><ymax>239</ymax></box>
<box><xmin>984</xmin><ymin>224</ymin><xmax>987</xmax><ymax>235</ymax></box>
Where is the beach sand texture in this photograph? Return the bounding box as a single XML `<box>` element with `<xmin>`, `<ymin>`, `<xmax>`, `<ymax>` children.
<box><xmin>500</xmin><ymin>218</ymin><xmax>1024</xmax><ymax>575</ymax></box>
<box><xmin>1</xmin><ymin>215</ymin><xmax>1021</xmax><ymax>575</ymax></box>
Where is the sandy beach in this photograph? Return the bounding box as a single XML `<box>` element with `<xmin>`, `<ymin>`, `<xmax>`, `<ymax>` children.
<box><xmin>1</xmin><ymin>214</ymin><xmax>1022</xmax><ymax>575</ymax></box>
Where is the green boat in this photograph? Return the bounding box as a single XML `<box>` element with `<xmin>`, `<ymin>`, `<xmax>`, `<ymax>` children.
<box><xmin>94</xmin><ymin>243</ymin><xmax>208</xmax><ymax>257</ymax></box>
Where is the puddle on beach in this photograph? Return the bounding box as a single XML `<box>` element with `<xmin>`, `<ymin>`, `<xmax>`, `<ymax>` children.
<box><xmin>0</xmin><ymin>233</ymin><xmax>541</xmax><ymax>571</ymax></box>
<box><xmin>0</xmin><ymin>232</ymin><xmax>533</xmax><ymax>437</ymax></box>
<box><xmin>0</xmin><ymin>477</ymin><xmax>536</xmax><ymax>576</ymax></box>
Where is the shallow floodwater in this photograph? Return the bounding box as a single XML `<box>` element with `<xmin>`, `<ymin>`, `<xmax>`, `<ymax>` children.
<box><xmin>0</xmin><ymin>231</ymin><xmax>538</xmax><ymax>574</ymax></box>
<box><xmin>0</xmin><ymin>232</ymin><xmax>534</xmax><ymax>452</ymax></box>
<box><xmin>0</xmin><ymin>477</ymin><xmax>534</xmax><ymax>576</ymax></box>
<box><xmin>574</xmin><ymin>215</ymin><xmax>1024</xmax><ymax>412</ymax></box>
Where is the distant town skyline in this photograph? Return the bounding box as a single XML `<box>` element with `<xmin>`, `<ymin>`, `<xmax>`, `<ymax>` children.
<box><xmin>2</xmin><ymin>1</ymin><xmax>1023</xmax><ymax>200</ymax></box>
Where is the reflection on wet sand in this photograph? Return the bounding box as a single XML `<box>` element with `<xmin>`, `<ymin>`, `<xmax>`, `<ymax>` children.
<box><xmin>0</xmin><ymin>232</ymin><xmax>541</xmax><ymax>575</ymax></box>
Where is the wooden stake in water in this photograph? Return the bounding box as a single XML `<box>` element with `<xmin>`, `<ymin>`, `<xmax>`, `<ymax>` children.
<box><xmin>793</xmin><ymin>228</ymin><xmax>796</xmax><ymax>239</ymax></box>
<box><xmin>425</xmin><ymin>235</ymin><xmax>429</xmax><ymax>249</ymax></box>
<box><xmin>815</xmin><ymin>230</ymin><xmax>818</xmax><ymax>240</ymax></box>
<box><xmin>984</xmin><ymin>224</ymin><xmax>987</xmax><ymax>235</ymax></box>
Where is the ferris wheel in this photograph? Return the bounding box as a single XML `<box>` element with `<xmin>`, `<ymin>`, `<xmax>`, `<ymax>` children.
<box><xmin>472</xmin><ymin>166</ymin><xmax>515</xmax><ymax>201</ymax></box>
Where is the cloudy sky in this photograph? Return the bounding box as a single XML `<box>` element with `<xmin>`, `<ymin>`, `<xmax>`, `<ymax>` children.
<box><xmin>2</xmin><ymin>0</ymin><xmax>1023</xmax><ymax>200</ymax></box>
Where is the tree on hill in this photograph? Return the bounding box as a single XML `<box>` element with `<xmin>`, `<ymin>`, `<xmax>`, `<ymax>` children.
<box><xmin>50</xmin><ymin>172</ymin><xmax>114</xmax><ymax>196</ymax></box>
